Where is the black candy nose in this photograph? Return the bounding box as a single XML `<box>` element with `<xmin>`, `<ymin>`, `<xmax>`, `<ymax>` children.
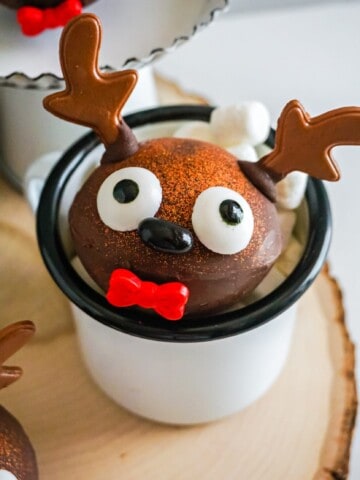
<box><xmin>138</xmin><ymin>218</ymin><xmax>193</xmax><ymax>253</ymax></box>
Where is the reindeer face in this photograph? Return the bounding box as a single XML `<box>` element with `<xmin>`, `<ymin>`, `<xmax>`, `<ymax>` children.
<box><xmin>69</xmin><ymin>137</ymin><xmax>282</xmax><ymax>315</ymax></box>
<box><xmin>44</xmin><ymin>14</ymin><xmax>359</xmax><ymax>320</ymax></box>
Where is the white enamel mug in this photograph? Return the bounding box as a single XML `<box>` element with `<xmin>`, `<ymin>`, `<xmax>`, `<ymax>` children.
<box><xmin>32</xmin><ymin>105</ymin><xmax>332</xmax><ymax>425</ymax></box>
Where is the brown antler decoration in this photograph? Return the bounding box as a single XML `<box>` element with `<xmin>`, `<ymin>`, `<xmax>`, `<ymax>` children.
<box><xmin>43</xmin><ymin>13</ymin><xmax>138</xmax><ymax>149</ymax></box>
<box><xmin>259</xmin><ymin>100</ymin><xmax>360</xmax><ymax>182</ymax></box>
<box><xmin>0</xmin><ymin>321</ymin><xmax>35</xmax><ymax>389</ymax></box>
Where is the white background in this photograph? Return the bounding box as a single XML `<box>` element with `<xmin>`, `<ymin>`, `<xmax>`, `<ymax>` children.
<box><xmin>156</xmin><ymin>2</ymin><xmax>360</xmax><ymax>477</ymax></box>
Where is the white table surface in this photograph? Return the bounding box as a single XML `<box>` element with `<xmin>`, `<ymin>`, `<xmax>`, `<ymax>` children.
<box><xmin>156</xmin><ymin>2</ymin><xmax>360</xmax><ymax>477</ymax></box>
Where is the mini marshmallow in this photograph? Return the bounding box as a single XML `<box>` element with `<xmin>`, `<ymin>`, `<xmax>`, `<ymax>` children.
<box><xmin>173</xmin><ymin>121</ymin><xmax>215</xmax><ymax>143</ymax></box>
<box><xmin>276</xmin><ymin>172</ymin><xmax>308</xmax><ymax>210</ymax></box>
<box><xmin>277</xmin><ymin>236</ymin><xmax>304</xmax><ymax>277</ymax></box>
<box><xmin>210</xmin><ymin>101</ymin><xmax>271</xmax><ymax>147</ymax></box>
<box><xmin>277</xmin><ymin>209</ymin><xmax>297</xmax><ymax>248</ymax></box>
<box><xmin>226</xmin><ymin>143</ymin><xmax>258</xmax><ymax>162</ymax></box>
<box><xmin>244</xmin><ymin>266</ymin><xmax>286</xmax><ymax>304</ymax></box>
<box><xmin>71</xmin><ymin>256</ymin><xmax>104</xmax><ymax>294</ymax></box>
<box><xmin>255</xmin><ymin>143</ymin><xmax>272</xmax><ymax>159</ymax></box>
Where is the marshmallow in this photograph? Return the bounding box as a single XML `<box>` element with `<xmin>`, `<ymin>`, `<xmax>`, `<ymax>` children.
<box><xmin>277</xmin><ymin>237</ymin><xmax>304</xmax><ymax>277</ymax></box>
<box><xmin>245</xmin><ymin>266</ymin><xmax>286</xmax><ymax>304</ymax></box>
<box><xmin>276</xmin><ymin>172</ymin><xmax>308</xmax><ymax>210</ymax></box>
<box><xmin>255</xmin><ymin>143</ymin><xmax>272</xmax><ymax>159</ymax></box>
<box><xmin>277</xmin><ymin>209</ymin><xmax>297</xmax><ymax>248</ymax></box>
<box><xmin>71</xmin><ymin>256</ymin><xmax>104</xmax><ymax>294</ymax></box>
<box><xmin>226</xmin><ymin>143</ymin><xmax>258</xmax><ymax>162</ymax></box>
<box><xmin>210</xmin><ymin>101</ymin><xmax>271</xmax><ymax>147</ymax></box>
<box><xmin>173</xmin><ymin>121</ymin><xmax>215</xmax><ymax>143</ymax></box>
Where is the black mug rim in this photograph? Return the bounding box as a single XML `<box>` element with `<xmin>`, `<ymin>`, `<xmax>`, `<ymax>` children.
<box><xmin>36</xmin><ymin>105</ymin><xmax>332</xmax><ymax>343</ymax></box>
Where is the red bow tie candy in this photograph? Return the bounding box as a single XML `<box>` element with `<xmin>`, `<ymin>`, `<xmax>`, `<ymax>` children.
<box><xmin>17</xmin><ymin>0</ymin><xmax>82</xmax><ymax>36</ymax></box>
<box><xmin>106</xmin><ymin>269</ymin><xmax>190</xmax><ymax>321</ymax></box>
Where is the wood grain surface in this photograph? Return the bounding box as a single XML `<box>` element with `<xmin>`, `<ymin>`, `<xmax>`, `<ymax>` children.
<box><xmin>0</xmin><ymin>74</ymin><xmax>357</xmax><ymax>479</ymax></box>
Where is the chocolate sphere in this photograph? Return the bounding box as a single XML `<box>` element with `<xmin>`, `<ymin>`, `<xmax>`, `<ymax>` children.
<box><xmin>0</xmin><ymin>406</ymin><xmax>38</xmax><ymax>480</ymax></box>
<box><xmin>0</xmin><ymin>321</ymin><xmax>38</xmax><ymax>479</ymax></box>
<box><xmin>69</xmin><ymin>137</ymin><xmax>282</xmax><ymax>316</ymax></box>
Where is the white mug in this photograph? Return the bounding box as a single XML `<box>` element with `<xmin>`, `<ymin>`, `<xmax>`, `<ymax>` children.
<box><xmin>30</xmin><ymin>105</ymin><xmax>332</xmax><ymax>424</ymax></box>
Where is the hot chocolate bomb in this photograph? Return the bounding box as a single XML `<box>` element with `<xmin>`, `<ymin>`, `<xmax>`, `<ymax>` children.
<box><xmin>44</xmin><ymin>14</ymin><xmax>360</xmax><ymax>320</ymax></box>
<box><xmin>0</xmin><ymin>321</ymin><xmax>38</xmax><ymax>480</ymax></box>
<box><xmin>70</xmin><ymin>138</ymin><xmax>281</xmax><ymax>318</ymax></box>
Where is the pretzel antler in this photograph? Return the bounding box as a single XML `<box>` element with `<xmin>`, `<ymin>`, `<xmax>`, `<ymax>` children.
<box><xmin>0</xmin><ymin>321</ymin><xmax>35</xmax><ymax>389</ymax></box>
<box><xmin>259</xmin><ymin>100</ymin><xmax>360</xmax><ymax>182</ymax></box>
<box><xmin>44</xmin><ymin>14</ymin><xmax>138</xmax><ymax>148</ymax></box>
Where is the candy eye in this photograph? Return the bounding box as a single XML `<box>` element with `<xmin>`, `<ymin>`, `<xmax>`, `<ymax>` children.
<box><xmin>97</xmin><ymin>167</ymin><xmax>162</xmax><ymax>231</ymax></box>
<box><xmin>192</xmin><ymin>186</ymin><xmax>254</xmax><ymax>254</ymax></box>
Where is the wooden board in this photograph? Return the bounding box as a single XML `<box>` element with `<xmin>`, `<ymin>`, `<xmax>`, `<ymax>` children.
<box><xmin>0</xmin><ymin>75</ymin><xmax>357</xmax><ymax>479</ymax></box>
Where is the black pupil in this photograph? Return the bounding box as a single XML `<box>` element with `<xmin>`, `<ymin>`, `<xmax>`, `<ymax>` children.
<box><xmin>219</xmin><ymin>199</ymin><xmax>244</xmax><ymax>225</ymax></box>
<box><xmin>113</xmin><ymin>179</ymin><xmax>139</xmax><ymax>204</ymax></box>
